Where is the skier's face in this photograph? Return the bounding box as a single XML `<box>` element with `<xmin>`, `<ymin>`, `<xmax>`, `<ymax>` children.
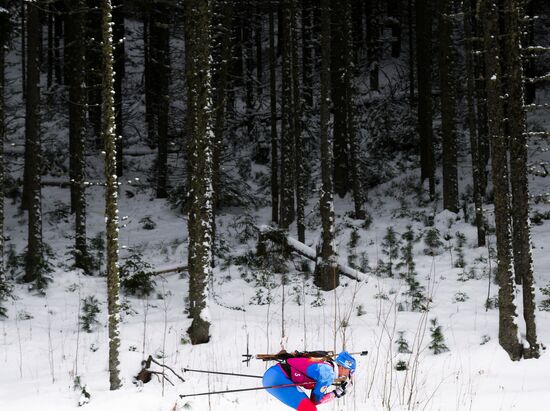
<box><xmin>338</xmin><ymin>365</ymin><xmax>352</xmax><ymax>379</ymax></box>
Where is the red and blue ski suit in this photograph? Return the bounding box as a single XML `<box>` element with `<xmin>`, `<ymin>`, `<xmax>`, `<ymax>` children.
<box><xmin>262</xmin><ymin>357</ymin><xmax>337</xmax><ymax>410</ymax></box>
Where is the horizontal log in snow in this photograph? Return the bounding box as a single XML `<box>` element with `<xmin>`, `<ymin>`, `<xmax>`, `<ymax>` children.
<box><xmin>150</xmin><ymin>264</ymin><xmax>188</xmax><ymax>276</ymax></box>
<box><xmin>257</xmin><ymin>225</ymin><xmax>367</xmax><ymax>282</ymax></box>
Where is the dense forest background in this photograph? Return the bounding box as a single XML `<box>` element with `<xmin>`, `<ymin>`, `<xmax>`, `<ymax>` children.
<box><xmin>1</xmin><ymin>0</ymin><xmax>550</xmax><ymax>409</ymax></box>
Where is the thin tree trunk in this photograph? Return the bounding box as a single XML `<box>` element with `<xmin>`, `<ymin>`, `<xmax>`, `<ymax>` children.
<box><xmin>66</xmin><ymin>0</ymin><xmax>90</xmax><ymax>274</ymax></box>
<box><xmin>101</xmin><ymin>0</ymin><xmax>122</xmax><ymax>389</ymax></box>
<box><xmin>113</xmin><ymin>0</ymin><xmax>124</xmax><ymax>176</ymax></box>
<box><xmin>332</xmin><ymin>0</ymin><xmax>350</xmax><ymax>197</ymax></box>
<box><xmin>439</xmin><ymin>0</ymin><xmax>459</xmax><ymax>212</ymax></box>
<box><xmin>408</xmin><ymin>0</ymin><xmax>415</xmax><ymax>102</ymax></box>
<box><xmin>464</xmin><ymin>0</ymin><xmax>486</xmax><ymax>247</ymax></box>
<box><xmin>23</xmin><ymin>0</ymin><xmax>46</xmax><ymax>289</ymax></box>
<box><xmin>152</xmin><ymin>0</ymin><xmax>170</xmax><ymax>199</ymax></box>
<box><xmin>54</xmin><ymin>1</ymin><xmax>63</xmax><ymax>85</ymax></box>
<box><xmin>291</xmin><ymin>0</ymin><xmax>305</xmax><ymax>243</ymax></box>
<box><xmin>87</xmin><ymin>0</ymin><xmax>102</xmax><ymax>147</ymax></box>
<box><xmin>503</xmin><ymin>0</ymin><xmax>539</xmax><ymax>358</ymax></box>
<box><xmin>415</xmin><ymin>0</ymin><xmax>435</xmax><ymax>197</ymax></box>
<box><xmin>301</xmin><ymin>0</ymin><xmax>313</xmax><ymax>108</ymax></box>
<box><xmin>0</xmin><ymin>2</ymin><xmax>8</xmax><ymax>287</ymax></box>
<box><xmin>482</xmin><ymin>0</ymin><xmax>522</xmax><ymax>361</ymax></box>
<box><xmin>184</xmin><ymin>0</ymin><xmax>213</xmax><ymax>345</ymax></box>
<box><xmin>269</xmin><ymin>0</ymin><xmax>279</xmax><ymax>224</ymax></box>
<box><xmin>21</xmin><ymin>0</ymin><xmax>26</xmax><ymax>99</ymax></box>
<box><xmin>280</xmin><ymin>0</ymin><xmax>295</xmax><ymax>229</ymax></box>
<box><xmin>315</xmin><ymin>0</ymin><xmax>339</xmax><ymax>291</ymax></box>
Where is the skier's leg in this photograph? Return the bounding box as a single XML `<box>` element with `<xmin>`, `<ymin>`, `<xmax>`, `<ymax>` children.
<box><xmin>262</xmin><ymin>365</ymin><xmax>317</xmax><ymax>410</ymax></box>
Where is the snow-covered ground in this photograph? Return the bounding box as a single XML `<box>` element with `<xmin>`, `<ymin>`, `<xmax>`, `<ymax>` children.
<box><xmin>2</xmin><ymin>162</ymin><xmax>550</xmax><ymax>411</ymax></box>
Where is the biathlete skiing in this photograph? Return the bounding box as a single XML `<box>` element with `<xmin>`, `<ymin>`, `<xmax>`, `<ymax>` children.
<box><xmin>262</xmin><ymin>351</ymin><xmax>356</xmax><ymax>410</ymax></box>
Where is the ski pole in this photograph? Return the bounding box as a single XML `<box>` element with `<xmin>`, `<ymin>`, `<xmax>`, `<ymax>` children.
<box><xmin>183</xmin><ymin>367</ymin><xmax>263</xmax><ymax>379</ymax></box>
<box><xmin>179</xmin><ymin>382</ymin><xmax>313</xmax><ymax>398</ymax></box>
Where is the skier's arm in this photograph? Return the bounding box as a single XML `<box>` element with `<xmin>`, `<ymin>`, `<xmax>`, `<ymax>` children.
<box><xmin>308</xmin><ymin>364</ymin><xmax>336</xmax><ymax>404</ymax></box>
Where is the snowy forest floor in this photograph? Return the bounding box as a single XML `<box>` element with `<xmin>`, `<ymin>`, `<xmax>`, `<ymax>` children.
<box><xmin>2</xmin><ymin>147</ymin><xmax>550</xmax><ymax>411</ymax></box>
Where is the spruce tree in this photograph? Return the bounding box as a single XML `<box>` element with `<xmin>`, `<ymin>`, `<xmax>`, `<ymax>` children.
<box><xmin>66</xmin><ymin>0</ymin><xmax>91</xmax><ymax>274</ymax></box>
<box><xmin>481</xmin><ymin>0</ymin><xmax>522</xmax><ymax>361</ymax></box>
<box><xmin>22</xmin><ymin>0</ymin><xmax>49</xmax><ymax>291</ymax></box>
<box><xmin>429</xmin><ymin>318</ymin><xmax>449</xmax><ymax>354</ymax></box>
<box><xmin>315</xmin><ymin>0</ymin><xmax>338</xmax><ymax>291</ymax></box>
<box><xmin>0</xmin><ymin>1</ymin><xmax>9</xmax><ymax>315</ymax></box>
<box><xmin>184</xmin><ymin>0</ymin><xmax>213</xmax><ymax>345</ymax></box>
<box><xmin>101</xmin><ymin>0</ymin><xmax>122</xmax><ymax>389</ymax></box>
<box><xmin>502</xmin><ymin>0</ymin><xmax>539</xmax><ymax>359</ymax></box>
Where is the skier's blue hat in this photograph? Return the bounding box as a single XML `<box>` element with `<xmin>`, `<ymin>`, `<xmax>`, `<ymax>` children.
<box><xmin>335</xmin><ymin>351</ymin><xmax>356</xmax><ymax>374</ymax></box>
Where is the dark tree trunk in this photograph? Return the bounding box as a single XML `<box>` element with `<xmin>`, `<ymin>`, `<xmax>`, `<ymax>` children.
<box><xmin>87</xmin><ymin>0</ymin><xmax>103</xmax><ymax>147</ymax></box>
<box><xmin>482</xmin><ymin>0</ymin><xmax>522</xmax><ymax>361</ymax></box>
<box><xmin>212</xmin><ymin>0</ymin><xmax>234</xmax><ymax>210</ymax></box>
<box><xmin>502</xmin><ymin>0</ymin><xmax>539</xmax><ymax>358</ymax></box>
<box><xmin>113</xmin><ymin>0</ymin><xmax>124</xmax><ymax>177</ymax></box>
<box><xmin>101</xmin><ymin>0</ymin><xmax>122</xmax><ymax>390</ymax></box>
<box><xmin>415</xmin><ymin>0</ymin><xmax>435</xmax><ymax>197</ymax></box>
<box><xmin>407</xmin><ymin>0</ymin><xmax>415</xmax><ymax>102</ymax></box>
<box><xmin>523</xmin><ymin>0</ymin><xmax>536</xmax><ymax>104</ymax></box>
<box><xmin>301</xmin><ymin>0</ymin><xmax>313</xmax><ymax>108</ymax></box>
<box><xmin>439</xmin><ymin>0</ymin><xmax>459</xmax><ymax>213</ymax></box>
<box><xmin>291</xmin><ymin>0</ymin><xmax>305</xmax><ymax>243</ymax></box>
<box><xmin>23</xmin><ymin>0</ymin><xmax>46</xmax><ymax>289</ymax></box>
<box><xmin>315</xmin><ymin>0</ymin><xmax>339</xmax><ymax>291</ymax></box>
<box><xmin>387</xmin><ymin>0</ymin><xmax>402</xmax><ymax>58</ymax></box>
<box><xmin>54</xmin><ymin>1</ymin><xmax>63</xmax><ymax>85</ymax></box>
<box><xmin>331</xmin><ymin>0</ymin><xmax>350</xmax><ymax>197</ymax></box>
<box><xmin>21</xmin><ymin>0</ymin><xmax>26</xmax><ymax>99</ymax></box>
<box><xmin>65</xmin><ymin>0</ymin><xmax>91</xmax><ymax>274</ymax></box>
<box><xmin>464</xmin><ymin>0</ymin><xmax>486</xmax><ymax>247</ymax></box>
<box><xmin>269</xmin><ymin>0</ymin><xmax>279</xmax><ymax>224</ymax></box>
<box><xmin>365</xmin><ymin>0</ymin><xmax>381</xmax><ymax>90</ymax></box>
<box><xmin>0</xmin><ymin>2</ymin><xmax>8</xmax><ymax>291</ymax></box>
<box><xmin>184</xmin><ymin>0</ymin><xmax>213</xmax><ymax>345</ymax></box>
<box><xmin>47</xmin><ymin>2</ymin><xmax>53</xmax><ymax>89</ymax></box>
<box><xmin>280</xmin><ymin>0</ymin><xmax>295</xmax><ymax>229</ymax></box>
<box><xmin>151</xmin><ymin>0</ymin><xmax>170</xmax><ymax>199</ymax></box>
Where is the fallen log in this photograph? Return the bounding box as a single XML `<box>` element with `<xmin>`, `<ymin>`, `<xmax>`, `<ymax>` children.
<box><xmin>257</xmin><ymin>225</ymin><xmax>368</xmax><ymax>282</ymax></box>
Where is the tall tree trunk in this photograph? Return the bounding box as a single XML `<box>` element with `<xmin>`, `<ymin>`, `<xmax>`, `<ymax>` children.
<box><xmin>101</xmin><ymin>0</ymin><xmax>122</xmax><ymax>390</ymax></box>
<box><xmin>522</xmin><ymin>0</ymin><xmax>536</xmax><ymax>104</ymax></box>
<box><xmin>332</xmin><ymin>0</ymin><xmax>350</xmax><ymax>197</ymax></box>
<box><xmin>474</xmin><ymin>10</ymin><xmax>489</xmax><ymax>195</ymax></box>
<box><xmin>0</xmin><ymin>2</ymin><xmax>8</xmax><ymax>302</ymax></box>
<box><xmin>439</xmin><ymin>0</ymin><xmax>459</xmax><ymax>212</ymax></box>
<box><xmin>87</xmin><ymin>0</ymin><xmax>103</xmax><ymax>147</ymax></box>
<box><xmin>482</xmin><ymin>0</ymin><xmax>522</xmax><ymax>361</ymax></box>
<box><xmin>66</xmin><ymin>0</ymin><xmax>91</xmax><ymax>274</ymax></box>
<box><xmin>291</xmin><ymin>0</ymin><xmax>305</xmax><ymax>242</ymax></box>
<box><xmin>47</xmin><ymin>2</ymin><xmax>53</xmax><ymax>89</ymax></box>
<box><xmin>464</xmin><ymin>0</ymin><xmax>486</xmax><ymax>247</ymax></box>
<box><xmin>301</xmin><ymin>0</ymin><xmax>313</xmax><ymax>108</ymax></box>
<box><xmin>315</xmin><ymin>0</ymin><xmax>339</xmax><ymax>291</ymax></box>
<box><xmin>407</xmin><ymin>0</ymin><xmax>415</xmax><ymax>102</ymax></box>
<box><xmin>269</xmin><ymin>0</ymin><xmax>279</xmax><ymax>224</ymax></box>
<box><xmin>244</xmin><ymin>0</ymin><xmax>254</xmax><ymax>140</ymax></box>
<box><xmin>152</xmin><ymin>0</ymin><xmax>170</xmax><ymax>199</ymax></box>
<box><xmin>184</xmin><ymin>0</ymin><xmax>213</xmax><ymax>345</ymax></box>
<box><xmin>503</xmin><ymin>0</ymin><xmax>539</xmax><ymax>358</ymax></box>
<box><xmin>347</xmin><ymin>0</ymin><xmax>365</xmax><ymax>220</ymax></box>
<box><xmin>23</xmin><ymin>0</ymin><xmax>46</xmax><ymax>290</ymax></box>
<box><xmin>54</xmin><ymin>1</ymin><xmax>63</xmax><ymax>85</ymax></box>
<box><xmin>279</xmin><ymin>0</ymin><xmax>295</xmax><ymax>229</ymax></box>
<box><xmin>415</xmin><ymin>0</ymin><xmax>435</xmax><ymax>197</ymax></box>
<box><xmin>113</xmin><ymin>0</ymin><xmax>124</xmax><ymax>176</ymax></box>
<box><xmin>21</xmin><ymin>0</ymin><xmax>26</xmax><ymax>99</ymax></box>
<box><xmin>365</xmin><ymin>0</ymin><xmax>381</xmax><ymax>90</ymax></box>
<box><xmin>212</xmin><ymin>0</ymin><xmax>234</xmax><ymax>210</ymax></box>
<box><xmin>143</xmin><ymin>7</ymin><xmax>155</xmax><ymax>147</ymax></box>
<box><xmin>388</xmin><ymin>0</ymin><xmax>402</xmax><ymax>58</ymax></box>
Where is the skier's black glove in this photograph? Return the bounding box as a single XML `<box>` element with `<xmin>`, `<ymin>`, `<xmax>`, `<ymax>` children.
<box><xmin>334</xmin><ymin>385</ymin><xmax>347</xmax><ymax>398</ymax></box>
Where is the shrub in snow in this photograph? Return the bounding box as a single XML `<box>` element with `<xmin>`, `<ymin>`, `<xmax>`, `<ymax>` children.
<box><xmin>120</xmin><ymin>251</ymin><xmax>156</xmax><ymax>297</ymax></box>
<box><xmin>380</xmin><ymin>227</ymin><xmax>401</xmax><ymax>277</ymax></box>
<box><xmin>429</xmin><ymin>318</ymin><xmax>449</xmax><ymax>355</ymax></box>
<box><xmin>139</xmin><ymin>216</ymin><xmax>156</xmax><ymax>230</ymax></box>
<box><xmin>453</xmin><ymin>291</ymin><xmax>469</xmax><ymax>303</ymax></box>
<box><xmin>539</xmin><ymin>283</ymin><xmax>550</xmax><ymax>311</ymax></box>
<box><xmin>396</xmin><ymin>331</ymin><xmax>412</xmax><ymax>353</ymax></box>
<box><xmin>485</xmin><ymin>296</ymin><xmax>498</xmax><ymax>310</ymax></box>
<box><xmin>423</xmin><ymin>228</ymin><xmax>444</xmax><ymax>256</ymax></box>
<box><xmin>80</xmin><ymin>296</ymin><xmax>101</xmax><ymax>333</ymax></box>
<box><xmin>249</xmin><ymin>269</ymin><xmax>277</xmax><ymax>305</ymax></box>
<box><xmin>454</xmin><ymin>232</ymin><xmax>467</xmax><ymax>268</ymax></box>
<box><xmin>395</xmin><ymin>359</ymin><xmax>408</xmax><ymax>371</ymax></box>
<box><xmin>356</xmin><ymin>304</ymin><xmax>366</xmax><ymax>316</ymax></box>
